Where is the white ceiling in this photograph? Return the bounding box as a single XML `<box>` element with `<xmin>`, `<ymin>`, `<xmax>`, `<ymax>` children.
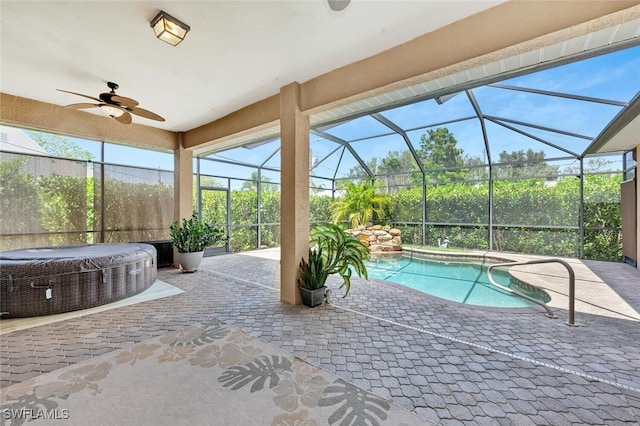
<box><xmin>0</xmin><ymin>0</ymin><xmax>506</xmax><ymax>132</ymax></box>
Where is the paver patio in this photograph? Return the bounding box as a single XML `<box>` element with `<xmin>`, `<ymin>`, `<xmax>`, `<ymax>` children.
<box><xmin>1</xmin><ymin>249</ymin><xmax>640</xmax><ymax>424</ymax></box>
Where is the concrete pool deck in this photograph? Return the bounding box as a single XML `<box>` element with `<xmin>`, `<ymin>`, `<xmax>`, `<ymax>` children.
<box><xmin>403</xmin><ymin>247</ymin><xmax>640</xmax><ymax>322</ymax></box>
<box><xmin>1</xmin><ymin>248</ymin><xmax>640</xmax><ymax>424</ymax></box>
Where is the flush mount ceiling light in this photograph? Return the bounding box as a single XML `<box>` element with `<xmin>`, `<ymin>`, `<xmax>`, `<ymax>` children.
<box><xmin>328</xmin><ymin>0</ymin><xmax>351</xmax><ymax>12</ymax></box>
<box><xmin>150</xmin><ymin>10</ymin><xmax>190</xmax><ymax>46</ymax></box>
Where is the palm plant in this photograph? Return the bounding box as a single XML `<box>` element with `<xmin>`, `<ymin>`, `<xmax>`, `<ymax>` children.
<box><xmin>330</xmin><ymin>179</ymin><xmax>391</xmax><ymax>228</ymax></box>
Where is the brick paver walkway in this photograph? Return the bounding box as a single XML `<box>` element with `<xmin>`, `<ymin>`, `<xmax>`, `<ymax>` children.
<box><xmin>2</xmin><ymin>251</ymin><xmax>640</xmax><ymax>424</ymax></box>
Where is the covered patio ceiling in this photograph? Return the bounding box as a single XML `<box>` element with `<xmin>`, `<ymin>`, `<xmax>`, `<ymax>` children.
<box><xmin>0</xmin><ymin>1</ymin><xmax>506</xmax><ymax>132</ymax></box>
<box><xmin>1</xmin><ymin>2</ymin><xmax>639</xmax><ymax>156</ymax></box>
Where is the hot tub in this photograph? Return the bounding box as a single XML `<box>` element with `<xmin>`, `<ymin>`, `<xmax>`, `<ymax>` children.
<box><xmin>0</xmin><ymin>243</ymin><xmax>157</xmax><ymax>318</ymax></box>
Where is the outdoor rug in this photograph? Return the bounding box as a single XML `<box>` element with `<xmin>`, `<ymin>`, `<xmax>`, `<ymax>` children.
<box><xmin>0</xmin><ymin>318</ymin><xmax>430</xmax><ymax>425</ymax></box>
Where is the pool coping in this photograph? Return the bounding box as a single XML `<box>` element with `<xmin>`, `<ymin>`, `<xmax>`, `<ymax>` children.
<box><xmin>370</xmin><ymin>248</ymin><xmax>546</xmax><ymax>314</ymax></box>
<box><xmin>399</xmin><ymin>247</ymin><xmax>640</xmax><ymax>322</ymax></box>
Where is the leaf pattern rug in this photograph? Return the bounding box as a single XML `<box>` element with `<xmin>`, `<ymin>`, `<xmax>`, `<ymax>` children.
<box><xmin>0</xmin><ymin>319</ymin><xmax>431</xmax><ymax>425</ymax></box>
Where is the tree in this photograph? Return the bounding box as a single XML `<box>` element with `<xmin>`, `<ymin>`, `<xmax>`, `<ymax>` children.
<box><xmin>496</xmin><ymin>149</ymin><xmax>559</xmax><ymax>179</ymax></box>
<box><xmin>347</xmin><ymin>157</ymin><xmax>378</xmax><ymax>180</ymax></box>
<box><xmin>241</xmin><ymin>171</ymin><xmax>279</xmax><ymax>192</ymax></box>
<box><xmin>200</xmin><ymin>176</ymin><xmax>223</xmax><ymax>187</ymax></box>
<box><xmin>0</xmin><ymin>159</ymin><xmax>40</xmax><ymax>239</ymax></box>
<box><xmin>376</xmin><ymin>150</ymin><xmax>421</xmax><ymax>192</ymax></box>
<box><xmin>463</xmin><ymin>156</ymin><xmax>489</xmax><ymax>181</ymax></box>
<box><xmin>27</xmin><ymin>131</ymin><xmax>94</xmax><ymax>161</ymax></box>
<box><xmin>418</xmin><ymin>128</ymin><xmax>465</xmax><ymax>183</ymax></box>
<box><xmin>330</xmin><ymin>179</ymin><xmax>391</xmax><ymax>228</ymax></box>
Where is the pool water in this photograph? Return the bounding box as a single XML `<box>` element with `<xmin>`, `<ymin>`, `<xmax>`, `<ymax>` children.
<box><xmin>365</xmin><ymin>253</ymin><xmax>541</xmax><ymax>308</ymax></box>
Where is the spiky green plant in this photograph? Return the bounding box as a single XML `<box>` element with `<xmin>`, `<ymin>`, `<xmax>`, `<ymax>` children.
<box><xmin>296</xmin><ymin>247</ymin><xmax>330</xmax><ymax>290</ymax></box>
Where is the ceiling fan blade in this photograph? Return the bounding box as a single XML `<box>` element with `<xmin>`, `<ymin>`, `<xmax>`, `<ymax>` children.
<box><xmin>110</xmin><ymin>95</ymin><xmax>139</xmax><ymax>107</ymax></box>
<box><xmin>57</xmin><ymin>89</ymin><xmax>102</xmax><ymax>103</ymax></box>
<box><xmin>114</xmin><ymin>111</ymin><xmax>133</xmax><ymax>124</ymax></box>
<box><xmin>126</xmin><ymin>106</ymin><xmax>165</xmax><ymax>122</ymax></box>
<box><xmin>64</xmin><ymin>103</ymin><xmax>100</xmax><ymax>110</ymax></box>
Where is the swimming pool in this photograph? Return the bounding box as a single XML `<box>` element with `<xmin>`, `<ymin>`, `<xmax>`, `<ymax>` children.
<box><xmin>365</xmin><ymin>252</ymin><xmax>549</xmax><ymax>308</ymax></box>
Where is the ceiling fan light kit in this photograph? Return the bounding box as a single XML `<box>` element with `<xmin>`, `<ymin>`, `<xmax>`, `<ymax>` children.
<box><xmin>150</xmin><ymin>10</ymin><xmax>190</xmax><ymax>46</ymax></box>
<box><xmin>99</xmin><ymin>104</ymin><xmax>124</xmax><ymax>118</ymax></box>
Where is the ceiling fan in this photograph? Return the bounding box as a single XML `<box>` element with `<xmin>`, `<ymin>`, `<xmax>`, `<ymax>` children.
<box><xmin>57</xmin><ymin>82</ymin><xmax>165</xmax><ymax>124</ymax></box>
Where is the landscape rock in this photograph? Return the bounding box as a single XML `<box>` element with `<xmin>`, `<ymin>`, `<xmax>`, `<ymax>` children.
<box><xmin>346</xmin><ymin>225</ymin><xmax>402</xmax><ymax>253</ymax></box>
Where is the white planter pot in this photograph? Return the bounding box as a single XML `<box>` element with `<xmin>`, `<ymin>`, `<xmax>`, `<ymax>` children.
<box><xmin>178</xmin><ymin>251</ymin><xmax>204</xmax><ymax>272</ymax></box>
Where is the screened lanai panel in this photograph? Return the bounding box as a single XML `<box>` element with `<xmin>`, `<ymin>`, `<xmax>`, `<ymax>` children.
<box><xmin>334</xmin><ymin>153</ymin><xmax>365</xmax><ymax>179</ymax></box>
<box><xmin>260</xmin><ymin>169</ymin><xmax>281</xmax><ymax>185</ymax></box>
<box><xmin>230</xmin><ymin>226</ymin><xmax>258</xmax><ymax>252</ymax></box>
<box><xmin>492</xmin><ymin>227</ymin><xmax>580</xmax><ymax>257</ymax></box>
<box><xmin>493</xmin><ymin>175</ymin><xmax>580</xmax><ymax>227</ymax></box>
<box><xmin>320</xmin><ymin>114</ymin><xmax>393</xmax><ymax>141</ymax></box>
<box><xmin>260</xmin><ymin>224</ymin><xmax>280</xmax><ymax>248</ymax></box>
<box><xmin>200</xmin><ymin>157</ymin><xmax>257</xmax><ymax>180</ymax></box>
<box><xmin>0</xmin><ymin>153</ymin><xmax>90</xmax><ymax>251</ymax></box>
<box><xmin>230</xmin><ymin>183</ymin><xmax>257</xmax><ymax>225</ymax></box>
<box><xmin>426</xmin><ymin>224</ymin><xmax>489</xmax><ymax>251</ymax></box>
<box><xmin>426</xmin><ymin>181</ymin><xmax>489</xmax><ymax>224</ymax></box>
<box><xmin>390</xmin><ymin>182</ymin><xmax>423</xmax><ymax>223</ymax></box>
<box><xmin>310</xmin><ymin>177</ymin><xmax>333</xmax><ymax>195</ymax></box>
<box><xmin>494</xmin><ymin>157</ymin><xmax>577</xmax><ymax>182</ymax></box>
<box><xmin>310</xmin><ymin>190</ymin><xmax>333</xmax><ymax>223</ymax></box>
<box><xmin>261</xmin><ymin>142</ymin><xmax>281</xmax><ymax>170</ymax></box>
<box><xmin>474</xmin><ymin>85</ymin><xmax>623</xmax><ymax>139</ymax></box>
<box><xmin>498</xmin><ymin>46</ymin><xmax>640</xmax><ymax>101</ymax></box>
<box><xmin>378</xmin><ymin>93</ymin><xmax>477</xmax><ymax>131</ymax></box>
<box><xmin>490</xmin><ymin>120</ymin><xmax>591</xmax><ymax>157</ymax></box>
<box><xmin>376</xmin><ymin>170</ymin><xmax>421</xmax><ymax>192</ymax></box>
<box><xmin>310</xmin><ymin>138</ymin><xmax>364</xmax><ymax>180</ymax></box>
<box><xmin>548</xmin><ymin>158</ymin><xmax>583</xmax><ymax>176</ymax></box>
<box><xmin>100</xmin><ymin>164</ymin><xmax>173</xmax><ymax>242</ymax></box>
<box><xmin>310</xmin><ymin>138</ymin><xmax>344</xmax><ymax>179</ymax></box>
<box><xmin>583</xmin><ymin>171</ymin><xmax>622</xmax><ymax>231</ymax></box>
<box><xmin>583</xmin><ymin>153</ymin><xmax>625</xmax><ymax>173</ymax></box>
<box><xmin>201</xmin><ymin>189</ymin><xmax>227</xmax><ymax>226</ymax></box>
<box><xmin>199</xmin><ymin>174</ymin><xmax>227</xmax><ymax>188</ymax></box>
<box><xmin>104</xmin><ymin>143</ymin><xmax>173</xmax><ymax>169</ymax></box>
<box><xmin>20</xmin><ymin>129</ymin><xmax>102</xmax><ymax>161</ymax></box>
<box><xmin>406</xmin><ymin>119</ymin><xmax>488</xmax><ymax>168</ymax></box>
<box><xmin>261</xmin><ymin>181</ymin><xmax>280</xmax><ymax>225</ymax></box>
<box><xmin>485</xmin><ymin>121</ymin><xmax>577</xmax><ymax>166</ymax></box>
<box><xmin>349</xmin><ymin>133</ymin><xmax>415</xmax><ymax>174</ymax></box>
<box><xmin>206</xmin><ymin>140</ymin><xmax>279</xmax><ymax>167</ymax></box>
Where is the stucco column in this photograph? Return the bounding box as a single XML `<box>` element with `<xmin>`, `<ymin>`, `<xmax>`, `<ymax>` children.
<box><xmin>280</xmin><ymin>82</ymin><xmax>309</xmax><ymax>304</ymax></box>
<box><xmin>174</xmin><ymin>132</ymin><xmax>193</xmax><ymax>269</ymax></box>
<box><xmin>637</xmin><ymin>143</ymin><xmax>640</xmax><ymax>271</ymax></box>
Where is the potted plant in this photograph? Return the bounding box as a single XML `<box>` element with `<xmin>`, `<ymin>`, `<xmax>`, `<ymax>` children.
<box><xmin>296</xmin><ymin>223</ymin><xmax>370</xmax><ymax>307</ymax></box>
<box><xmin>170</xmin><ymin>214</ymin><xmax>227</xmax><ymax>272</ymax></box>
<box><xmin>297</xmin><ymin>247</ymin><xmax>329</xmax><ymax>307</ymax></box>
